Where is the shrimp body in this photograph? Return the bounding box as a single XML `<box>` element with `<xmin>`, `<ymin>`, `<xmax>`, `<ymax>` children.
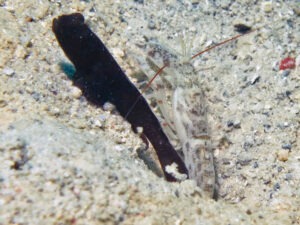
<box><xmin>173</xmin><ymin>85</ymin><xmax>216</xmax><ymax>197</ymax></box>
<box><xmin>138</xmin><ymin>44</ymin><xmax>217</xmax><ymax>197</ymax></box>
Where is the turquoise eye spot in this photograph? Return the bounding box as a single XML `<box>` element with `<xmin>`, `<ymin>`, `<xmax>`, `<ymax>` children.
<box><xmin>59</xmin><ymin>62</ymin><xmax>76</xmax><ymax>79</ymax></box>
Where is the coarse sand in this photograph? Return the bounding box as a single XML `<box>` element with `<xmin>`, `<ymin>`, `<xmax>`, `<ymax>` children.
<box><xmin>0</xmin><ymin>0</ymin><xmax>299</xmax><ymax>224</ymax></box>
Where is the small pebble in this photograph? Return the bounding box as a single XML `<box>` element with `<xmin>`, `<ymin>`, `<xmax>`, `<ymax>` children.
<box><xmin>136</xmin><ymin>126</ymin><xmax>143</xmax><ymax>134</ymax></box>
<box><xmin>218</xmin><ymin>136</ymin><xmax>231</xmax><ymax>149</ymax></box>
<box><xmin>227</xmin><ymin>120</ymin><xmax>241</xmax><ymax>129</ymax></box>
<box><xmin>253</xmin><ymin>161</ymin><xmax>259</xmax><ymax>168</ymax></box>
<box><xmin>281</xmin><ymin>70</ymin><xmax>290</xmax><ymax>77</ymax></box>
<box><xmin>263</xmin><ymin>124</ymin><xmax>271</xmax><ymax>132</ymax></box>
<box><xmin>227</xmin><ymin>120</ymin><xmax>234</xmax><ymax>127</ymax></box>
<box><xmin>48</xmin><ymin>107</ymin><xmax>60</xmax><ymax>116</ymax></box>
<box><xmin>2</xmin><ymin>67</ymin><xmax>14</xmax><ymax>76</ymax></box>
<box><xmin>233</xmin><ymin>120</ymin><xmax>241</xmax><ymax>128</ymax></box>
<box><xmin>93</xmin><ymin>119</ymin><xmax>103</xmax><ymax>128</ymax></box>
<box><xmin>98</xmin><ymin>114</ymin><xmax>107</xmax><ymax>121</ymax></box>
<box><xmin>31</xmin><ymin>92</ymin><xmax>41</xmax><ymax>101</ymax></box>
<box><xmin>115</xmin><ymin>145</ymin><xmax>124</xmax><ymax>151</ymax></box>
<box><xmin>263</xmin><ymin>177</ymin><xmax>271</xmax><ymax>185</ymax></box>
<box><xmin>251</xmin><ymin>75</ymin><xmax>260</xmax><ymax>85</ymax></box>
<box><xmin>273</xmin><ymin>183</ymin><xmax>280</xmax><ymax>191</ymax></box>
<box><xmin>262</xmin><ymin>1</ymin><xmax>272</xmax><ymax>12</ymax></box>
<box><xmin>243</xmin><ymin>141</ymin><xmax>254</xmax><ymax>150</ymax></box>
<box><xmin>147</xmin><ymin>20</ymin><xmax>156</xmax><ymax>29</ymax></box>
<box><xmin>103</xmin><ymin>102</ymin><xmax>116</xmax><ymax>112</ymax></box>
<box><xmin>277</xmin><ymin>122</ymin><xmax>289</xmax><ymax>130</ymax></box>
<box><xmin>71</xmin><ymin>87</ymin><xmax>82</xmax><ymax>99</ymax></box>
<box><xmin>237</xmin><ymin>153</ymin><xmax>252</xmax><ymax>166</ymax></box>
<box><xmin>222</xmin><ymin>158</ymin><xmax>231</xmax><ymax>165</ymax></box>
<box><xmin>277</xmin><ymin>166</ymin><xmax>283</xmax><ymax>172</ymax></box>
<box><xmin>234</xmin><ymin>24</ymin><xmax>251</xmax><ymax>34</ymax></box>
<box><xmin>285</xmin><ymin>173</ymin><xmax>292</xmax><ymax>181</ymax></box>
<box><xmin>112</xmin><ymin>48</ymin><xmax>125</xmax><ymax>58</ymax></box>
<box><xmin>134</xmin><ymin>0</ymin><xmax>144</xmax><ymax>3</ymax></box>
<box><xmin>281</xmin><ymin>143</ymin><xmax>292</xmax><ymax>150</ymax></box>
<box><xmin>238</xmin><ymin>158</ymin><xmax>252</xmax><ymax>166</ymax></box>
<box><xmin>14</xmin><ymin>45</ymin><xmax>27</xmax><ymax>58</ymax></box>
<box><xmin>190</xmin><ymin>0</ymin><xmax>200</xmax><ymax>4</ymax></box>
<box><xmin>276</xmin><ymin>150</ymin><xmax>289</xmax><ymax>162</ymax></box>
<box><xmin>0</xmin><ymin>99</ymin><xmax>8</xmax><ymax>108</ymax></box>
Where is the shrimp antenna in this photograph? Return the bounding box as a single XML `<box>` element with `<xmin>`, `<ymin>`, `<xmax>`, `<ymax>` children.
<box><xmin>191</xmin><ymin>28</ymin><xmax>257</xmax><ymax>59</ymax></box>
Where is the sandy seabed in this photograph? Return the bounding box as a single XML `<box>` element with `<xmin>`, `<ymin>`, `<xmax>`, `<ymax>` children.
<box><xmin>0</xmin><ymin>0</ymin><xmax>299</xmax><ymax>224</ymax></box>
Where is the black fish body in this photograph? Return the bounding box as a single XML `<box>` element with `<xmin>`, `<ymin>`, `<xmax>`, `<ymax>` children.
<box><xmin>52</xmin><ymin>13</ymin><xmax>188</xmax><ymax>181</ymax></box>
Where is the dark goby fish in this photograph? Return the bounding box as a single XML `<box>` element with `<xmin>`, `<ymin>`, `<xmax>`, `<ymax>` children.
<box><xmin>52</xmin><ymin>13</ymin><xmax>188</xmax><ymax>182</ymax></box>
